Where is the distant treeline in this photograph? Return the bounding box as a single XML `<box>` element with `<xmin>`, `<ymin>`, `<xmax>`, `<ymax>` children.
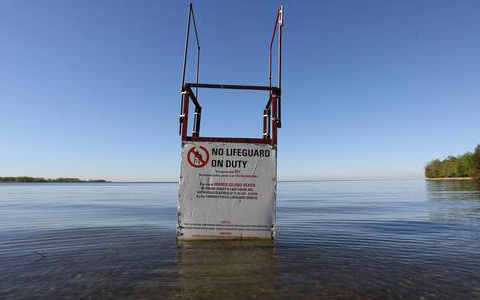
<box><xmin>0</xmin><ymin>177</ymin><xmax>108</xmax><ymax>183</ymax></box>
<box><xmin>425</xmin><ymin>145</ymin><xmax>480</xmax><ymax>179</ymax></box>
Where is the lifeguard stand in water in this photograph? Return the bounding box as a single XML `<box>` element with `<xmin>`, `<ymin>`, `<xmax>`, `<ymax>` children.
<box><xmin>177</xmin><ymin>4</ymin><xmax>283</xmax><ymax>240</ymax></box>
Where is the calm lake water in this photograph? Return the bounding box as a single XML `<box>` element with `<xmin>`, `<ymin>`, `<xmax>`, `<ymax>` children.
<box><xmin>1</xmin><ymin>180</ymin><xmax>479</xmax><ymax>299</ymax></box>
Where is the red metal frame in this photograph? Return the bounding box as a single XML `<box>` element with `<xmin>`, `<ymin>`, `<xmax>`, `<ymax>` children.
<box><xmin>179</xmin><ymin>5</ymin><xmax>283</xmax><ymax>146</ymax></box>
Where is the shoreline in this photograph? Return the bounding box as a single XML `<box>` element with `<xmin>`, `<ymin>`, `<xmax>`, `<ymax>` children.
<box><xmin>425</xmin><ymin>177</ymin><xmax>474</xmax><ymax>181</ymax></box>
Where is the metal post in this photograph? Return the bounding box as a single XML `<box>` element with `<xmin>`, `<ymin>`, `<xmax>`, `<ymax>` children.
<box><xmin>268</xmin><ymin>10</ymin><xmax>280</xmax><ymax>89</ymax></box>
<box><xmin>179</xmin><ymin>4</ymin><xmax>192</xmax><ymax>136</ymax></box>
<box><xmin>277</xmin><ymin>6</ymin><xmax>283</xmax><ymax>128</ymax></box>
<box><xmin>181</xmin><ymin>90</ymin><xmax>190</xmax><ymax>140</ymax></box>
<box><xmin>263</xmin><ymin>109</ymin><xmax>268</xmax><ymax>138</ymax></box>
<box><xmin>181</xmin><ymin>4</ymin><xmax>192</xmax><ymax>89</ymax></box>
<box><xmin>193</xmin><ymin>106</ymin><xmax>201</xmax><ymax>137</ymax></box>
<box><xmin>278</xmin><ymin>6</ymin><xmax>282</xmax><ymax>90</ymax></box>
<box><xmin>191</xmin><ymin>5</ymin><xmax>200</xmax><ymax>99</ymax></box>
<box><xmin>179</xmin><ymin>91</ymin><xmax>186</xmax><ymax>135</ymax></box>
<box><xmin>271</xmin><ymin>96</ymin><xmax>277</xmax><ymax>145</ymax></box>
<box><xmin>267</xmin><ymin>107</ymin><xmax>271</xmax><ymax>138</ymax></box>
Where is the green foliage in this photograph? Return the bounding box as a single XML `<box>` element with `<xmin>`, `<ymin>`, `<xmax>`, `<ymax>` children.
<box><xmin>0</xmin><ymin>177</ymin><xmax>107</xmax><ymax>183</ymax></box>
<box><xmin>473</xmin><ymin>145</ymin><xmax>480</xmax><ymax>179</ymax></box>
<box><xmin>425</xmin><ymin>144</ymin><xmax>480</xmax><ymax>178</ymax></box>
<box><xmin>0</xmin><ymin>176</ymin><xmax>48</xmax><ymax>182</ymax></box>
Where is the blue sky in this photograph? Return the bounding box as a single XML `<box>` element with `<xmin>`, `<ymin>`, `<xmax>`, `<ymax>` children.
<box><xmin>1</xmin><ymin>0</ymin><xmax>479</xmax><ymax>181</ymax></box>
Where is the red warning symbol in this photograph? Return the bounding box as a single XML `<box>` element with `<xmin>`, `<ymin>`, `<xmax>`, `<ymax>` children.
<box><xmin>187</xmin><ymin>146</ymin><xmax>210</xmax><ymax>168</ymax></box>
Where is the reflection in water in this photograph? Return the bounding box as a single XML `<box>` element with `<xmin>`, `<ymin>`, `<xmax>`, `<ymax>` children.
<box><xmin>426</xmin><ymin>180</ymin><xmax>480</xmax><ymax>197</ymax></box>
<box><xmin>0</xmin><ymin>228</ymin><xmax>179</xmax><ymax>299</ymax></box>
<box><xmin>177</xmin><ymin>240</ymin><xmax>276</xmax><ymax>299</ymax></box>
<box><xmin>1</xmin><ymin>181</ymin><xmax>480</xmax><ymax>299</ymax></box>
<box><xmin>426</xmin><ymin>180</ymin><xmax>480</xmax><ymax>224</ymax></box>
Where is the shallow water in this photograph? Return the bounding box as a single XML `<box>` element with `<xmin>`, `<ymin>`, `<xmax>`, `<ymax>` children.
<box><xmin>1</xmin><ymin>180</ymin><xmax>479</xmax><ymax>299</ymax></box>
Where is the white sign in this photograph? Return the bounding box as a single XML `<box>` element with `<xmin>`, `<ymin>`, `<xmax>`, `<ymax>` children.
<box><xmin>177</xmin><ymin>141</ymin><xmax>276</xmax><ymax>239</ymax></box>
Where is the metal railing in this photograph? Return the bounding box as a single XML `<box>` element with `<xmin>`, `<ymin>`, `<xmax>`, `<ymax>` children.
<box><xmin>179</xmin><ymin>4</ymin><xmax>283</xmax><ymax>146</ymax></box>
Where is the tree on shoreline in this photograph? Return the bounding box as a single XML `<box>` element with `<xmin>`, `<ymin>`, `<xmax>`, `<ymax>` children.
<box><xmin>425</xmin><ymin>144</ymin><xmax>480</xmax><ymax>179</ymax></box>
<box><xmin>0</xmin><ymin>177</ymin><xmax>107</xmax><ymax>183</ymax></box>
<box><xmin>473</xmin><ymin>145</ymin><xmax>480</xmax><ymax>179</ymax></box>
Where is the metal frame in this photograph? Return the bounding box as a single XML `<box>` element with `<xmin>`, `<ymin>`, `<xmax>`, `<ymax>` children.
<box><xmin>179</xmin><ymin>4</ymin><xmax>283</xmax><ymax>146</ymax></box>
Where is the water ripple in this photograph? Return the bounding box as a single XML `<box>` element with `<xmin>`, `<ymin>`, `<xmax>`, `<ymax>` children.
<box><xmin>0</xmin><ymin>180</ymin><xmax>479</xmax><ymax>299</ymax></box>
